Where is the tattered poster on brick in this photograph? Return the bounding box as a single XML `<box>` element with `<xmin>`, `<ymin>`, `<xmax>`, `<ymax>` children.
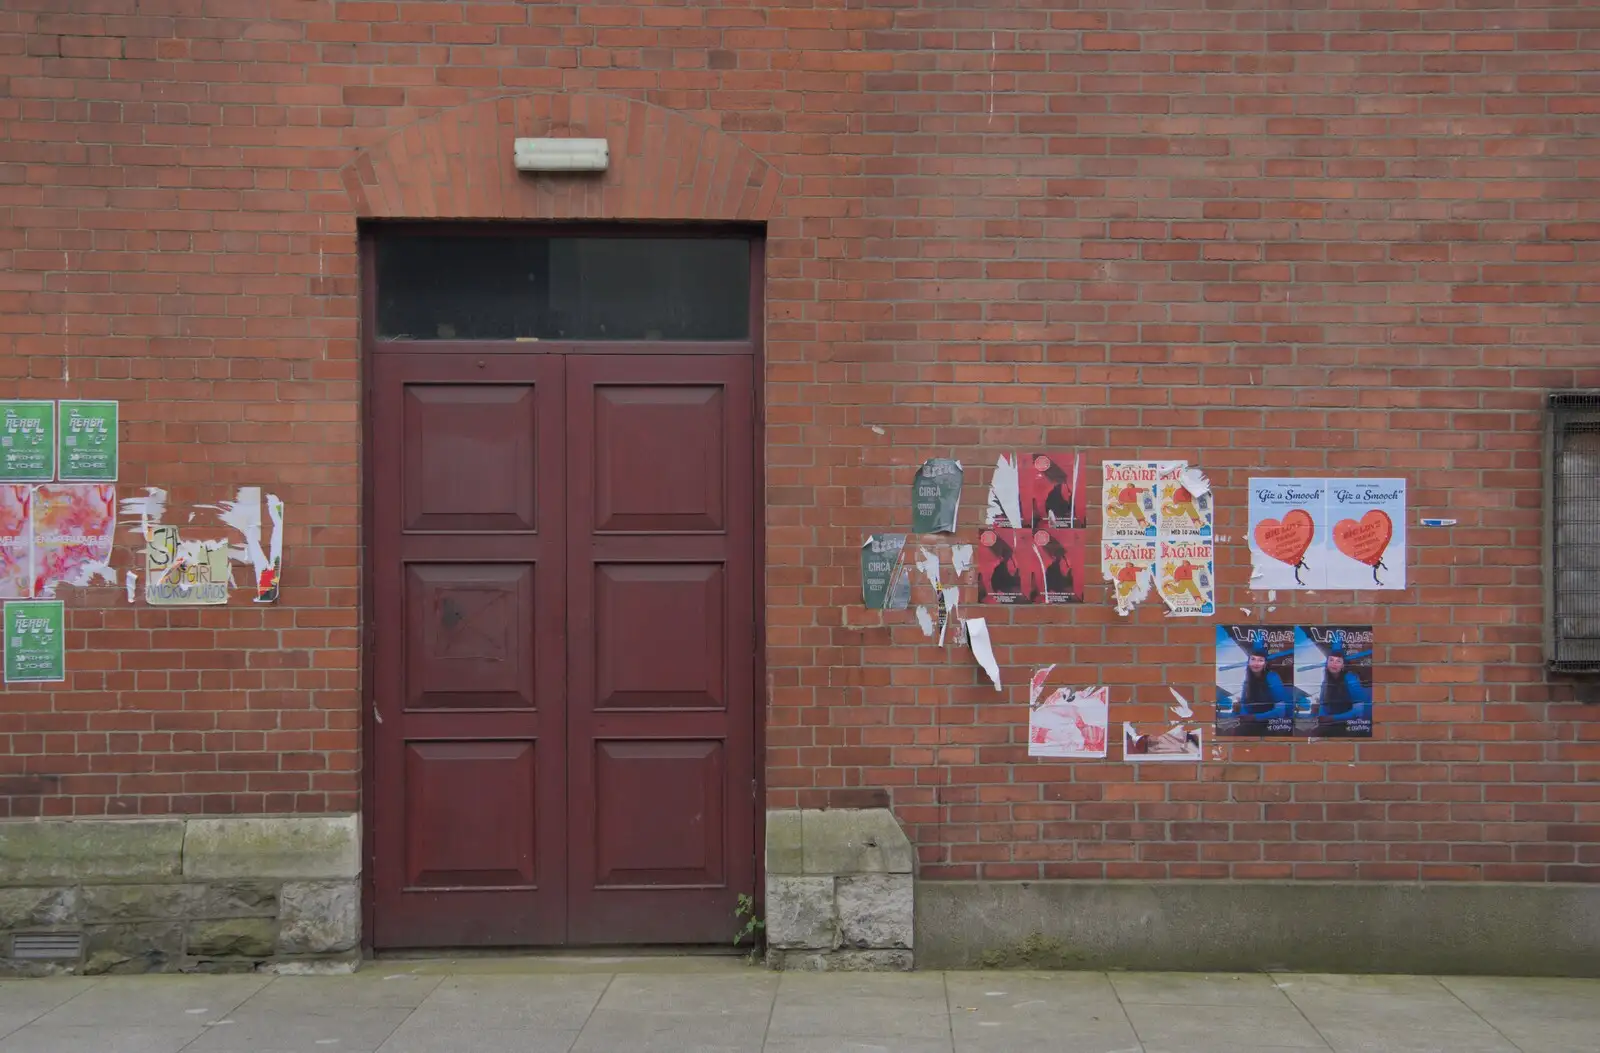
<box><xmin>31</xmin><ymin>484</ymin><xmax>115</xmax><ymax>597</ymax></box>
<box><xmin>1157</xmin><ymin>538</ymin><xmax>1213</xmax><ymax>617</ymax></box>
<box><xmin>976</xmin><ymin>527</ymin><xmax>1034</xmax><ymax>604</ymax></box>
<box><xmin>1101</xmin><ymin>461</ymin><xmax>1160</xmax><ymax>539</ymax></box>
<box><xmin>911</xmin><ymin>458</ymin><xmax>962</xmax><ymax>534</ymax></box>
<box><xmin>1031</xmin><ymin>527</ymin><xmax>1085</xmax><ymax>604</ymax></box>
<box><xmin>205</xmin><ymin>487</ymin><xmax>286</xmax><ymax>605</ymax></box>
<box><xmin>0</xmin><ymin>485</ymin><xmax>31</xmax><ymax>599</ymax></box>
<box><xmin>1157</xmin><ymin>463</ymin><xmax>1212</xmax><ymax>539</ymax></box>
<box><xmin>1028</xmin><ymin>686</ymin><xmax>1109</xmax><ymax>759</ymax></box>
<box><xmin>964</xmin><ymin>617</ymin><xmax>1001</xmax><ymax>692</ymax></box>
<box><xmin>1021</xmin><ymin>452</ymin><xmax>1086</xmax><ymax>529</ymax></box>
<box><xmin>1123</xmin><ymin>722</ymin><xmax>1203</xmax><ymax>762</ymax></box>
<box><xmin>1101</xmin><ymin>539</ymin><xmax>1156</xmax><ymax>617</ymax></box>
<box><xmin>861</xmin><ymin>533</ymin><xmax>909</xmax><ymax>610</ymax></box>
<box><xmin>984</xmin><ymin>454</ymin><xmax>1023</xmax><ymax>530</ymax></box>
<box><xmin>145</xmin><ymin>525</ymin><xmax>231</xmax><ymax>606</ymax></box>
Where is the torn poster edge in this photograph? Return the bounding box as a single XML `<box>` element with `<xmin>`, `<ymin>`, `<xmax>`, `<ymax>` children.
<box><xmin>964</xmin><ymin>617</ymin><xmax>1001</xmax><ymax>692</ymax></box>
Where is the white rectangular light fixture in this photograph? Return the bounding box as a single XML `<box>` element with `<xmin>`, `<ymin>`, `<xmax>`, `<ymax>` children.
<box><xmin>513</xmin><ymin>137</ymin><xmax>609</xmax><ymax>172</ymax></box>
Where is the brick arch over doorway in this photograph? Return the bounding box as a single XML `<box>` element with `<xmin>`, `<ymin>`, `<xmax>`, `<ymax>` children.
<box><xmin>339</xmin><ymin>92</ymin><xmax>785</xmax><ymax>222</ymax></box>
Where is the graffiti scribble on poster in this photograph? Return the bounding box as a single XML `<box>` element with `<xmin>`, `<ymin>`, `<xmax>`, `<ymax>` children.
<box><xmin>1028</xmin><ymin>686</ymin><xmax>1109</xmax><ymax>759</ymax></box>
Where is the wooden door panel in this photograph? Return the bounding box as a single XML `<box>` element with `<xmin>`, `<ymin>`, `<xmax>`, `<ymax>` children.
<box><xmin>594</xmin><ymin>562</ymin><xmax>726</xmax><ymax>711</ymax></box>
<box><xmin>371</xmin><ymin>352</ymin><xmax>566</xmax><ymax>948</ymax></box>
<box><xmin>566</xmin><ymin>355</ymin><xmax>755</xmax><ymax>945</ymax></box>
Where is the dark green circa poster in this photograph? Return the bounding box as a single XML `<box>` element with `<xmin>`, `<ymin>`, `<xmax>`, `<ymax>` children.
<box><xmin>912</xmin><ymin>458</ymin><xmax>963</xmax><ymax>534</ymax></box>
<box><xmin>861</xmin><ymin>533</ymin><xmax>909</xmax><ymax>610</ymax></box>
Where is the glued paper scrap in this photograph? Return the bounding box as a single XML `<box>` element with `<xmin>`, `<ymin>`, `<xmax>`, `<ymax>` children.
<box><xmin>257</xmin><ymin>494</ymin><xmax>284</xmax><ymax>603</ymax></box>
<box><xmin>1249</xmin><ymin>477</ymin><xmax>1405</xmax><ymax>591</ymax></box>
<box><xmin>950</xmin><ymin>544</ymin><xmax>972</xmax><ymax>577</ymax></box>
<box><xmin>911</xmin><ymin>458</ymin><xmax>963</xmax><ymax>534</ymax></box>
<box><xmin>31</xmin><ymin>484</ymin><xmax>115</xmax><ymax>598</ymax></box>
<box><xmin>985</xmin><ymin>455</ymin><xmax>1022</xmax><ymax>531</ymax></box>
<box><xmin>1214</xmin><ymin>624</ymin><xmax>1374</xmax><ymax>739</ymax></box>
<box><xmin>860</xmin><ymin>534</ymin><xmax>908</xmax><ymax>610</ymax></box>
<box><xmin>1029</xmin><ymin>686</ymin><xmax>1109</xmax><ymax>759</ymax></box>
<box><xmin>145</xmin><ymin>525</ymin><xmax>231</xmax><ymax>606</ymax></box>
<box><xmin>1157</xmin><ymin>462</ymin><xmax>1213</xmax><ymax>539</ymax></box>
<box><xmin>1157</xmin><ymin>538</ymin><xmax>1214</xmax><ymax>617</ymax></box>
<box><xmin>1028</xmin><ymin>664</ymin><xmax>1057</xmax><ymax>708</ymax></box>
<box><xmin>938</xmin><ymin>586</ymin><xmax>959</xmax><ymax>647</ymax></box>
<box><xmin>915</xmin><ymin>606</ymin><xmax>935</xmax><ymax>638</ymax></box>
<box><xmin>1124</xmin><ymin>722</ymin><xmax>1203</xmax><ymax>762</ymax></box>
<box><xmin>0</xmin><ymin>484</ymin><xmax>32</xmax><ymax>599</ymax></box>
<box><xmin>964</xmin><ymin>617</ymin><xmax>1001</xmax><ymax>692</ymax></box>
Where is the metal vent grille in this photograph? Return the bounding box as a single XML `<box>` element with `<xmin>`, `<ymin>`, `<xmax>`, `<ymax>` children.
<box><xmin>11</xmin><ymin>931</ymin><xmax>83</xmax><ymax>960</ymax></box>
<box><xmin>1549</xmin><ymin>392</ymin><xmax>1600</xmax><ymax>675</ymax></box>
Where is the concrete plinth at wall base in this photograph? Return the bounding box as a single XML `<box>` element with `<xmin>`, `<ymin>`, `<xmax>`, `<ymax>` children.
<box><xmin>0</xmin><ymin>815</ymin><xmax>360</xmax><ymax>976</ymax></box>
<box><xmin>915</xmin><ymin>880</ymin><xmax>1600</xmax><ymax>976</ymax></box>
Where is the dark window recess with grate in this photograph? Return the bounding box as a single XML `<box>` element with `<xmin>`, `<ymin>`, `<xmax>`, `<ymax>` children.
<box><xmin>1548</xmin><ymin>392</ymin><xmax>1600</xmax><ymax>675</ymax></box>
<box><xmin>11</xmin><ymin>931</ymin><xmax>82</xmax><ymax>960</ymax></box>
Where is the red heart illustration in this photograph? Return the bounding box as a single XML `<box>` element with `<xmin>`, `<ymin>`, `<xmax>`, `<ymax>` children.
<box><xmin>1254</xmin><ymin>509</ymin><xmax>1315</xmax><ymax>567</ymax></box>
<box><xmin>1334</xmin><ymin>509</ymin><xmax>1392</xmax><ymax>567</ymax></box>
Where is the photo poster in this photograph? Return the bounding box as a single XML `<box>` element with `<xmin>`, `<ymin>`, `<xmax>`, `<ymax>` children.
<box><xmin>1028</xmin><ymin>685</ymin><xmax>1109</xmax><ymax>759</ymax></box>
<box><xmin>860</xmin><ymin>533</ymin><xmax>910</xmax><ymax>610</ymax></box>
<box><xmin>1248</xmin><ymin>477</ymin><xmax>1405</xmax><ymax>591</ymax></box>
<box><xmin>976</xmin><ymin>452</ymin><xmax>1089</xmax><ymax>606</ymax></box>
<box><xmin>1215</xmin><ymin>623</ymin><xmax>1375</xmax><ymax>739</ymax></box>
<box><xmin>976</xmin><ymin>526</ymin><xmax>1086</xmax><ymax>606</ymax></box>
<box><xmin>911</xmin><ymin>458</ymin><xmax>963</xmax><ymax>534</ymax></box>
<box><xmin>0</xmin><ymin>484</ymin><xmax>30</xmax><ymax>599</ymax></box>
<box><xmin>30</xmin><ymin>483</ymin><xmax>115</xmax><ymax>598</ymax></box>
<box><xmin>1123</xmin><ymin>722</ymin><xmax>1203</xmax><ymax>762</ymax></box>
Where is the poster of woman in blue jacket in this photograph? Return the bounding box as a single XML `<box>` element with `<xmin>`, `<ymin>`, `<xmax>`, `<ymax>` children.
<box><xmin>1297</xmin><ymin>625</ymin><xmax>1374</xmax><ymax>737</ymax></box>
<box><xmin>1214</xmin><ymin>625</ymin><xmax>1299</xmax><ymax>736</ymax></box>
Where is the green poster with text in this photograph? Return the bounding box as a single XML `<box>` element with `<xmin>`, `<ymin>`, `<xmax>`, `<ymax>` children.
<box><xmin>0</xmin><ymin>402</ymin><xmax>55</xmax><ymax>482</ymax></box>
<box><xmin>4</xmin><ymin>600</ymin><xmax>64</xmax><ymax>684</ymax></box>
<box><xmin>57</xmin><ymin>400</ymin><xmax>118</xmax><ymax>482</ymax></box>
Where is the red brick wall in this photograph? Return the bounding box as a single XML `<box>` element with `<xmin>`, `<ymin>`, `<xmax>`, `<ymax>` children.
<box><xmin>2</xmin><ymin>0</ymin><xmax>1598</xmax><ymax>882</ymax></box>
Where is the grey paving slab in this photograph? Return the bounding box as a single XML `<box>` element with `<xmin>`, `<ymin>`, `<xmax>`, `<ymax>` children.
<box><xmin>33</xmin><ymin>976</ymin><xmax>268</xmax><ymax>1027</ymax></box>
<box><xmin>1110</xmin><ymin>971</ymin><xmax>1295</xmax><ymax>1007</ymax></box>
<box><xmin>1125</xmin><ymin>1003</ymin><xmax>1329</xmax><ymax>1050</ymax></box>
<box><xmin>592</xmin><ymin>970</ymin><xmax>779</xmax><ymax>1016</ymax></box>
<box><xmin>1273</xmin><ymin>973</ymin><xmax>1510</xmax><ymax>1037</ymax></box>
<box><xmin>770</xmin><ymin>973</ymin><xmax>950</xmax><ymax>1039</ymax></box>
<box><xmin>377</xmin><ymin>1022</ymin><xmax>579</xmax><ymax>1053</ymax></box>
<box><xmin>762</xmin><ymin>1040</ymin><xmax>955</xmax><ymax>1053</ymax></box>
<box><xmin>1439</xmin><ymin>976</ymin><xmax>1600</xmax><ymax>1020</ymax></box>
<box><xmin>0</xmin><ymin>1025</ymin><xmax>202</xmax><ymax>1053</ymax></box>
<box><xmin>1469</xmin><ymin>1016</ymin><xmax>1599</xmax><ymax>1053</ymax></box>
<box><xmin>235</xmin><ymin>974</ymin><xmax>444</xmax><ymax>1013</ymax></box>
<box><xmin>404</xmin><ymin>973</ymin><xmax>610</xmax><ymax>1032</ymax></box>
<box><xmin>571</xmin><ymin>1008</ymin><xmax>766</xmax><ymax>1053</ymax></box>
<box><xmin>1311</xmin><ymin>1024</ymin><xmax>1520</xmax><ymax>1053</ymax></box>
<box><xmin>947</xmin><ymin>974</ymin><xmax>1138</xmax><ymax>1052</ymax></box>
<box><xmin>178</xmin><ymin>1007</ymin><xmax>411</xmax><ymax>1053</ymax></box>
<box><xmin>0</xmin><ymin>980</ymin><xmax>100</xmax><ymax>1016</ymax></box>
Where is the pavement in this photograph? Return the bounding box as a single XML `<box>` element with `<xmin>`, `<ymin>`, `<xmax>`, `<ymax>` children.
<box><xmin>0</xmin><ymin>956</ymin><xmax>1595</xmax><ymax>1052</ymax></box>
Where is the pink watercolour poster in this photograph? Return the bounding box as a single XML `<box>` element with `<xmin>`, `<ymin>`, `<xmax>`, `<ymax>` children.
<box><xmin>32</xmin><ymin>483</ymin><xmax>115</xmax><ymax>597</ymax></box>
<box><xmin>0</xmin><ymin>484</ymin><xmax>30</xmax><ymax>599</ymax></box>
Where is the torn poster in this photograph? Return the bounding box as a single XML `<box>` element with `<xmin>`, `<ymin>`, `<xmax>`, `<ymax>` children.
<box><xmin>911</xmin><ymin>458</ymin><xmax>962</xmax><ymax>534</ymax></box>
<box><xmin>964</xmin><ymin>617</ymin><xmax>1001</xmax><ymax>691</ymax></box>
<box><xmin>938</xmin><ymin>586</ymin><xmax>960</xmax><ymax>646</ymax></box>
<box><xmin>256</xmin><ymin>493</ymin><xmax>284</xmax><ymax>603</ymax></box>
<box><xmin>1327</xmin><ymin>480</ymin><xmax>1405</xmax><ymax>590</ymax></box>
<box><xmin>1214</xmin><ymin>624</ymin><xmax>1301</xmax><ymax>737</ymax></box>
<box><xmin>203</xmin><ymin>486</ymin><xmax>288</xmax><ymax>605</ymax></box>
<box><xmin>1156</xmin><ymin>462</ymin><xmax>1212</xmax><ymax>539</ymax></box>
<box><xmin>984</xmin><ymin>455</ymin><xmax>1022</xmax><ymax>530</ymax></box>
<box><xmin>976</xmin><ymin>527</ymin><xmax>1033</xmax><ymax>604</ymax></box>
<box><xmin>1028</xmin><ymin>665</ymin><xmax>1057</xmax><ymax>708</ymax></box>
<box><xmin>1101</xmin><ymin>461</ymin><xmax>1160</xmax><ymax>539</ymax></box>
<box><xmin>31</xmin><ymin>484</ymin><xmax>115</xmax><ymax>597</ymax></box>
<box><xmin>145</xmin><ymin>525</ymin><xmax>231</xmax><ymax>606</ymax></box>
<box><xmin>1249</xmin><ymin>478</ymin><xmax>1405</xmax><ymax>591</ymax></box>
<box><xmin>0</xmin><ymin>484</ymin><xmax>31</xmax><ymax>599</ymax></box>
<box><xmin>1021</xmin><ymin>452</ymin><xmax>1086</xmax><ymax>529</ymax></box>
<box><xmin>1157</xmin><ymin>538</ymin><xmax>1214</xmax><ymax>617</ymax></box>
<box><xmin>1028</xmin><ymin>686</ymin><xmax>1109</xmax><ymax>759</ymax></box>
<box><xmin>1100</xmin><ymin>538</ymin><xmax>1156</xmax><ymax>617</ymax></box>
<box><xmin>1295</xmin><ymin>625</ymin><xmax>1374</xmax><ymax>738</ymax></box>
<box><xmin>1123</xmin><ymin>722</ymin><xmax>1203</xmax><ymax>762</ymax></box>
<box><xmin>950</xmin><ymin>544</ymin><xmax>972</xmax><ymax>577</ymax></box>
<box><xmin>3</xmin><ymin>599</ymin><xmax>64</xmax><ymax>684</ymax></box>
<box><xmin>915</xmin><ymin>605</ymin><xmax>935</xmax><ymax>638</ymax></box>
<box><xmin>1031</xmin><ymin>527</ymin><xmax>1085</xmax><ymax>604</ymax></box>
<box><xmin>861</xmin><ymin>534</ymin><xmax>908</xmax><ymax>609</ymax></box>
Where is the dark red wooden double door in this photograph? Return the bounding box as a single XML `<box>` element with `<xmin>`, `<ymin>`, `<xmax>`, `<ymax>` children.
<box><xmin>369</xmin><ymin>351</ymin><xmax>756</xmax><ymax>947</ymax></box>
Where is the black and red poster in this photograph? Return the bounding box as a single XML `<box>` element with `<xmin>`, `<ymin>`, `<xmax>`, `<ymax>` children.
<box><xmin>978</xmin><ymin>452</ymin><xmax>1088</xmax><ymax>606</ymax></box>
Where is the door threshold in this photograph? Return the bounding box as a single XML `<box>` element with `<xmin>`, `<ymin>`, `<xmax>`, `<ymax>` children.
<box><xmin>370</xmin><ymin>947</ymin><xmax>753</xmax><ymax>975</ymax></box>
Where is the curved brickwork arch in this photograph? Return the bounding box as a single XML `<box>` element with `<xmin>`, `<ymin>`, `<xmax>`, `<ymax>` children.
<box><xmin>341</xmin><ymin>93</ymin><xmax>783</xmax><ymax>222</ymax></box>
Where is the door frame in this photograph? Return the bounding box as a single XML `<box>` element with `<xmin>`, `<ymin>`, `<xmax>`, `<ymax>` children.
<box><xmin>357</xmin><ymin>220</ymin><xmax>767</xmax><ymax>951</ymax></box>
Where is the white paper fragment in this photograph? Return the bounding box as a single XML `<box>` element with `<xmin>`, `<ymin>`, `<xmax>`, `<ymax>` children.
<box><xmin>916</xmin><ymin>606</ymin><xmax>935</xmax><ymax>638</ymax></box>
<box><xmin>125</xmin><ymin>571</ymin><xmax>136</xmax><ymax>603</ymax></box>
<box><xmin>916</xmin><ymin>547</ymin><xmax>941</xmax><ymax>591</ymax></box>
<box><xmin>1240</xmin><ymin>607</ymin><xmax>1252</xmax><ymax>616</ymax></box>
<box><xmin>1029</xmin><ymin>664</ymin><xmax>1057</xmax><ymax>708</ymax></box>
<box><xmin>938</xmin><ymin>586</ymin><xmax>959</xmax><ymax>647</ymax></box>
<box><xmin>951</xmin><ymin>544</ymin><xmax>973</xmax><ymax>576</ymax></box>
<box><xmin>1115</xmin><ymin>564</ymin><xmax>1155</xmax><ymax>617</ymax></box>
<box><xmin>870</xmin><ymin>425</ymin><xmax>886</xmax><ymax>436</ymax></box>
<box><xmin>986</xmin><ymin>454</ymin><xmax>1022</xmax><ymax>529</ymax></box>
<box><xmin>211</xmin><ymin>487</ymin><xmax>268</xmax><ymax>575</ymax></box>
<box><xmin>1169</xmin><ymin>687</ymin><xmax>1194</xmax><ymax>719</ymax></box>
<box><xmin>119</xmin><ymin>487</ymin><xmax>168</xmax><ymax>536</ymax></box>
<box><xmin>1178</xmin><ymin>466</ymin><xmax>1210</xmax><ymax>499</ymax></box>
<box><xmin>965</xmin><ymin>618</ymin><xmax>1002</xmax><ymax>692</ymax></box>
<box><xmin>1268</xmin><ymin>590</ymin><xmax>1277</xmax><ymax>602</ymax></box>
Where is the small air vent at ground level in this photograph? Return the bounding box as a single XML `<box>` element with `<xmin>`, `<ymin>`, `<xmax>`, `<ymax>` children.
<box><xmin>11</xmin><ymin>931</ymin><xmax>83</xmax><ymax>960</ymax></box>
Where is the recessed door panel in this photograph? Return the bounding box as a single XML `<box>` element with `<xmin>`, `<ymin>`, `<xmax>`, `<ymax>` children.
<box><xmin>593</xmin><ymin>385</ymin><xmax>726</xmax><ymax>533</ymax></box>
<box><xmin>405</xmin><ymin>740</ymin><xmax>537</xmax><ymax>887</ymax></box>
<box><xmin>594</xmin><ymin>562</ymin><xmax>726</xmax><ymax>711</ymax></box>
<box><xmin>405</xmin><ymin>563</ymin><xmax>535</xmax><ymax>710</ymax></box>
<box><xmin>402</xmin><ymin>384</ymin><xmax>538</xmax><ymax>533</ymax></box>
<box><xmin>593</xmin><ymin>740</ymin><xmax>725</xmax><ymax>887</ymax></box>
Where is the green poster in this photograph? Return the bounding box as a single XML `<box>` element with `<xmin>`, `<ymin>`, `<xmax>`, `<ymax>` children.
<box><xmin>0</xmin><ymin>402</ymin><xmax>55</xmax><ymax>482</ymax></box>
<box><xmin>57</xmin><ymin>400</ymin><xmax>118</xmax><ymax>482</ymax></box>
<box><xmin>911</xmin><ymin>458</ymin><xmax>963</xmax><ymax>534</ymax></box>
<box><xmin>4</xmin><ymin>600</ymin><xmax>65</xmax><ymax>683</ymax></box>
<box><xmin>861</xmin><ymin>534</ymin><xmax>908</xmax><ymax>610</ymax></box>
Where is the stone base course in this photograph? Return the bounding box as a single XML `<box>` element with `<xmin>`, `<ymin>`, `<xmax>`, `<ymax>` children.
<box><xmin>0</xmin><ymin>815</ymin><xmax>360</xmax><ymax>976</ymax></box>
